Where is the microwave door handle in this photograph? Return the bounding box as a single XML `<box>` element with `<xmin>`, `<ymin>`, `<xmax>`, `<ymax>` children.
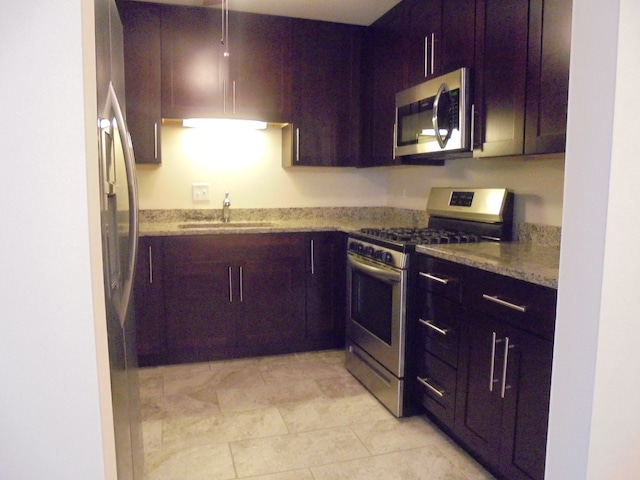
<box><xmin>432</xmin><ymin>82</ymin><xmax>449</xmax><ymax>149</ymax></box>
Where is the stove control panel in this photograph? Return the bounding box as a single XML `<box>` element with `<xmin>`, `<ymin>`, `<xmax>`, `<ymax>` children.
<box><xmin>347</xmin><ymin>238</ymin><xmax>408</xmax><ymax>269</ymax></box>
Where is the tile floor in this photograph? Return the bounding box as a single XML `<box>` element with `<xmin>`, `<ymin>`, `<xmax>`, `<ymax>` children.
<box><xmin>139</xmin><ymin>349</ymin><xmax>496</xmax><ymax>480</ymax></box>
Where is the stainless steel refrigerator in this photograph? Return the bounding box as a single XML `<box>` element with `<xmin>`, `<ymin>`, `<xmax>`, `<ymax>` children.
<box><xmin>95</xmin><ymin>0</ymin><xmax>143</xmax><ymax>477</ymax></box>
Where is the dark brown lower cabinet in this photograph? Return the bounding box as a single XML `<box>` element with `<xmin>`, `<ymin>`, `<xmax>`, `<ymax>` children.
<box><xmin>456</xmin><ymin>309</ymin><xmax>553</xmax><ymax>480</ymax></box>
<box><xmin>414</xmin><ymin>254</ymin><xmax>556</xmax><ymax>480</ymax></box>
<box><xmin>135</xmin><ymin>232</ymin><xmax>345</xmax><ymax>365</ymax></box>
<box><xmin>133</xmin><ymin>236</ymin><xmax>165</xmax><ymax>366</ymax></box>
<box><xmin>305</xmin><ymin>232</ymin><xmax>346</xmax><ymax>349</ymax></box>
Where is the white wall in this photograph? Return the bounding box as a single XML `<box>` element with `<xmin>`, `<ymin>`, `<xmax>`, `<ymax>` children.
<box><xmin>138</xmin><ymin>125</ymin><xmax>565</xmax><ymax>227</ymax></box>
<box><xmin>548</xmin><ymin>0</ymin><xmax>640</xmax><ymax>478</ymax></box>
<box><xmin>0</xmin><ymin>0</ymin><xmax>114</xmax><ymax>479</ymax></box>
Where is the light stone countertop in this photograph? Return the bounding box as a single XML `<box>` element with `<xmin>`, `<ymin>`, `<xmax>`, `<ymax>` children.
<box><xmin>416</xmin><ymin>242</ymin><xmax>560</xmax><ymax>289</ymax></box>
<box><xmin>139</xmin><ymin>208</ymin><xmax>560</xmax><ymax>289</ymax></box>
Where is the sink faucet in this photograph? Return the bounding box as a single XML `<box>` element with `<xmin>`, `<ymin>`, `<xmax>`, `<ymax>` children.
<box><xmin>222</xmin><ymin>191</ymin><xmax>231</xmax><ymax>222</ymax></box>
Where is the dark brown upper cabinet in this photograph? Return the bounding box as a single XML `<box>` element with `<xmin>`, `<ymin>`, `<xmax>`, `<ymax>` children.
<box><xmin>228</xmin><ymin>12</ymin><xmax>292</xmax><ymax>123</ymax></box>
<box><xmin>473</xmin><ymin>0</ymin><xmax>571</xmax><ymax>157</ymax></box>
<box><xmin>160</xmin><ymin>5</ymin><xmax>292</xmax><ymax>122</ymax></box>
<box><xmin>160</xmin><ymin>5</ymin><xmax>224</xmax><ymax>119</ymax></box>
<box><xmin>525</xmin><ymin>0</ymin><xmax>572</xmax><ymax>154</ymax></box>
<box><xmin>286</xmin><ymin>19</ymin><xmax>364</xmax><ymax>167</ymax></box>
<box><xmin>118</xmin><ymin>1</ymin><xmax>162</xmax><ymax>164</ymax></box>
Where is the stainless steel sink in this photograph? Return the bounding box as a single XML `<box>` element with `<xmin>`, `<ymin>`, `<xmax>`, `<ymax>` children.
<box><xmin>177</xmin><ymin>221</ymin><xmax>275</xmax><ymax>229</ymax></box>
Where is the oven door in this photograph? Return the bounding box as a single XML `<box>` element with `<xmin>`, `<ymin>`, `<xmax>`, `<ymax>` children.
<box><xmin>346</xmin><ymin>252</ymin><xmax>407</xmax><ymax>378</ymax></box>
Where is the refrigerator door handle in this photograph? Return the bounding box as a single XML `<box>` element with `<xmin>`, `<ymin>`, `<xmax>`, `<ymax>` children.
<box><xmin>107</xmin><ymin>82</ymin><xmax>139</xmax><ymax>328</ymax></box>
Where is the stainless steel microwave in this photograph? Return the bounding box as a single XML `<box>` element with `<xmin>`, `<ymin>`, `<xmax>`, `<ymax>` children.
<box><xmin>394</xmin><ymin>67</ymin><xmax>471</xmax><ymax>160</ymax></box>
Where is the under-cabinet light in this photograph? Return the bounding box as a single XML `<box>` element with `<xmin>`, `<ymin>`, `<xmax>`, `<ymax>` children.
<box><xmin>182</xmin><ymin>118</ymin><xmax>268</xmax><ymax>130</ymax></box>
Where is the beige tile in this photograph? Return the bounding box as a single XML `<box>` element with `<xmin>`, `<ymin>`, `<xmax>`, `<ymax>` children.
<box><xmin>278</xmin><ymin>394</ymin><xmax>392</xmax><ymax>433</ymax></box>
<box><xmin>138</xmin><ymin>374</ymin><xmax>163</xmax><ymax>400</ymax></box>
<box><xmin>259</xmin><ymin>358</ymin><xmax>353</xmax><ymax>384</ymax></box>
<box><xmin>239</xmin><ymin>469</ymin><xmax>315</xmax><ymax>480</ymax></box>
<box><xmin>435</xmin><ymin>437</ymin><xmax>497</xmax><ymax>480</ymax></box>
<box><xmin>144</xmin><ymin>443</ymin><xmax>235</xmax><ymax>480</ymax></box>
<box><xmin>141</xmin><ymin>390</ymin><xmax>220</xmax><ymax>421</ymax></box>
<box><xmin>141</xmin><ymin>419</ymin><xmax>163</xmax><ymax>453</ymax></box>
<box><xmin>311</xmin><ymin>446</ymin><xmax>469</xmax><ymax>480</ymax></box>
<box><xmin>351</xmin><ymin>415</ymin><xmax>452</xmax><ymax>455</ymax></box>
<box><xmin>162</xmin><ymin>407</ymin><xmax>289</xmax><ymax>449</ymax></box>
<box><xmin>217</xmin><ymin>380</ymin><xmax>325</xmax><ymax>412</ymax></box>
<box><xmin>295</xmin><ymin>349</ymin><xmax>345</xmax><ymax>365</ymax></box>
<box><xmin>163</xmin><ymin>365</ymin><xmax>265</xmax><ymax>396</ymax></box>
<box><xmin>315</xmin><ymin>374</ymin><xmax>368</xmax><ymax>399</ymax></box>
<box><xmin>230</xmin><ymin>426</ymin><xmax>370</xmax><ymax>477</ymax></box>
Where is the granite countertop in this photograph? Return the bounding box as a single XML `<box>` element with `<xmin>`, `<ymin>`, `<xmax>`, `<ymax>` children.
<box><xmin>139</xmin><ymin>208</ymin><xmax>560</xmax><ymax>289</ymax></box>
<box><xmin>416</xmin><ymin>242</ymin><xmax>560</xmax><ymax>289</ymax></box>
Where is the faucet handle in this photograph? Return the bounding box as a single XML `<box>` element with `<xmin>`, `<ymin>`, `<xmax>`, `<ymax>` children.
<box><xmin>223</xmin><ymin>191</ymin><xmax>231</xmax><ymax>206</ymax></box>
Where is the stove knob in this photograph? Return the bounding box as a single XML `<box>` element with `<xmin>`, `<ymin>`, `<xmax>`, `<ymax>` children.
<box><xmin>364</xmin><ymin>246</ymin><xmax>375</xmax><ymax>257</ymax></box>
<box><xmin>382</xmin><ymin>252</ymin><xmax>394</xmax><ymax>264</ymax></box>
<box><xmin>348</xmin><ymin>241</ymin><xmax>362</xmax><ymax>252</ymax></box>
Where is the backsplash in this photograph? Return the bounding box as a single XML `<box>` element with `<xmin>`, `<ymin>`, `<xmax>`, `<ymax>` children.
<box><xmin>518</xmin><ymin>223</ymin><xmax>561</xmax><ymax>247</ymax></box>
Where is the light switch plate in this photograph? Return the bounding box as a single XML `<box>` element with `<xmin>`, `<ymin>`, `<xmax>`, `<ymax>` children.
<box><xmin>192</xmin><ymin>183</ymin><xmax>210</xmax><ymax>202</ymax></box>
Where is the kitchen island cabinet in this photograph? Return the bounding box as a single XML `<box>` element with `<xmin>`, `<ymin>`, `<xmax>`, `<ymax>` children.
<box><xmin>413</xmin><ymin>253</ymin><xmax>556</xmax><ymax>480</ymax></box>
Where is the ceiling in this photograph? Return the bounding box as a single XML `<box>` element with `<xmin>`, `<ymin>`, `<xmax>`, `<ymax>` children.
<box><xmin>129</xmin><ymin>0</ymin><xmax>402</xmax><ymax>26</ymax></box>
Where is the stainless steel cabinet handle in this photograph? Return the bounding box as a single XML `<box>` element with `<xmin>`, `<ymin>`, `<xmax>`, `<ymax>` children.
<box><xmin>153</xmin><ymin>122</ymin><xmax>158</xmax><ymax>159</ymax></box>
<box><xmin>228</xmin><ymin>267</ymin><xmax>233</xmax><ymax>303</ymax></box>
<box><xmin>310</xmin><ymin>239</ymin><xmax>315</xmax><ymax>275</ymax></box>
<box><xmin>295</xmin><ymin>128</ymin><xmax>300</xmax><ymax>162</ymax></box>
<box><xmin>419</xmin><ymin>271</ymin><xmax>449</xmax><ymax>284</ymax></box>
<box><xmin>489</xmin><ymin>332</ymin><xmax>499</xmax><ymax>391</ymax></box>
<box><xmin>223</xmin><ymin>80</ymin><xmax>227</xmax><ymax>114</ymax></box>
<box><xmin>419</xmin><ymin>318</ymin><xmax>449</xmax><ymax>336</ymax></box>
<box><xmin>501</xmin><ymin>337</ymin><xmax>513</xmax><ymax>398</ymax></box>
<box><xmin>470</xmin><ymin>104</ymin><xmax>475</xmax><ymax>150</ymax></box>
<box><xmin>424</xmin><ymin>35</ymin><xmax>429</xmax><ymax>78</ymax></box>
<box><xmin>430</xmin><ymin>32</ymin><xmax>435</xmax><ymax>75</ymax></box>
<box><xmin>417</xmin><ymin>376</ymin><xmax>445</xmax><ymax>398</ymax></box>
<box><xmin>482</xmin><ymin>294</ymin><xmax>527</xmax><ymax>313</ymax></box>
<box><xmin>232</xmin><ymin>80</ymin><xmax>236</xmax><ymax>114</ymax></box>
<box><xmin>148</xmin><ymin>246</ymin><xmax>153</xmax><ymax>284</ymax></box>
<box><xmin>239</xmin><ymin>266</ymin><xmax>244</xmax><ymax>302</ymax></box>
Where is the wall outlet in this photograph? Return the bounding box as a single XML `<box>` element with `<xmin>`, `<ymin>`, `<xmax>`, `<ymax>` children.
<box><xmin>192</xmin><ymin>183</ymin><xmax>210</xmax><ymax>202</ymax></box>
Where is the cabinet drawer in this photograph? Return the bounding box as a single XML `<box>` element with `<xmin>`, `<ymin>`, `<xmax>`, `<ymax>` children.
<box><xmin>417</xmin><ymin>296</ymin><xmax>460</xmax><ymax>368</ymax></box>
<box><xmin>464</xmin><ymin>268</ymin><xmax>557</xmax><ymax>341</ymax></box>
<box><xmin>416</xmin><ymin>350</ymin><xmax>457</xmax><ymax>428</ymax></box>
<box><xmin>417</xmin><ymin>255</ymin><xmax>465</xmax><ymax>302</ymax></box>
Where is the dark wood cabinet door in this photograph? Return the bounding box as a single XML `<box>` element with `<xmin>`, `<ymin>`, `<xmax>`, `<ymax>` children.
<box><xmin>440</xmin><ymin>0</ymin><xmax>476</xmax><ymax>75</ymax></box>
<box><xmin>525</xmin><ymin>0</ymin><xmax>572</xmax><ymax>154</ymax></box>
<box><xmin>305</xmin><ymin>233</ymin><xmax>346</xmax><ymax>349</ymax></box>
<box><xmin>160</xmin><ymin>5</ymin><xmax>223</xmax><ymax>119</ymax></box>
<box><xmin>119</xmin><ymin>1</ymin><xmax>162</xmax><ymax>164</ymax></box>
<box><xmin>499</xmin><ymin>327</ymin><xmax>553</xmax><ymax>480</ymax></box>
<box><xmin>133</xmin><ymin>237</ymin><xmax>166</xmax><ymax>366</ymax></box>
<box><xmin>290</xmin><ymin>19</ymin><xmax>363</xmax><ymax>166</ymax></box>
<box><xmin>236</xmin><ymin>235</ymin><xmax>306</xmax><ymax>355</ymax></box>
<box><xmin>361</xmin><ymin>5</ymin><xmax>405</xmax><ymax>167</ymax></box>
<box><xmin>229</xmin><ymin>12</ymin><xmax>292</xmax><ymax>123</ymax></box>
<box><xmin>162</xmin><ymin>236</ymin><xmax>238</xmax><ymax>362</ymax></box>
<box><xmin>473</xmin><ymin>0</ymin><xmax>529</xmax><ymax>157</ymax></box>
<box><xmin>455</xmin><ymin>309</ymin><xmax>504</xmax><ymax>465</ymax></box>
<box><xmin>405</xmin><ymin>0</ymin><xmax>442</xmax><ymax>86</ymax></box>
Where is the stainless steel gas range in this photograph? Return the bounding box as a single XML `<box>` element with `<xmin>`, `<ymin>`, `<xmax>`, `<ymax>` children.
<box><xmin>345</xmin><ymin>187</ymin><xmax>514</xmax><ymax>417</ymax></box>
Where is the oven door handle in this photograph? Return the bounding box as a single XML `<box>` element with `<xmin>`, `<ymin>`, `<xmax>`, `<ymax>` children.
<box><xmin>348</xmin><ymin>255</ymin><xmax>401</xmax><ymax>284</ymax></box>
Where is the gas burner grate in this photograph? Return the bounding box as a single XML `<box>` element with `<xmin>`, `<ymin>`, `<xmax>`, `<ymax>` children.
<box><xmin>359</xmin><ymin>227</ymin><xmax>480</xmax><ymax>245</ymax></box>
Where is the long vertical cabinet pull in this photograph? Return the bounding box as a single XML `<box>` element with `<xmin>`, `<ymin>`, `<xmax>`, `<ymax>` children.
<box><xmin>501</xmin><ymin>337</ymin><xmax>514</xmax><ymax>398</ymax></box>
<box><xmin>239</xmin><ymin>266</ymin><xmax>244</xmax><ymax>302</ymax></box>
<box><xmin>310</xmin><ymin>239</ymin><xmax>315</xmax><ymax>275</ymax></box>
<box><xmin>430</xmin><ymin>32</ymin><xmax>435</xmax><ymax>75</ymax></box>
<box><xmin>424</xmin><ymin>35</ymin><xmax>429</xmax><ymax>78</ymax></box>
<box><xmin>424</xmin><ymin>33</ymin><xmax>436</xmax><ymax>78</ymax></box>
<box><xmin>148</xmin><ymin>245</ymin><xmax>153</xmax><ymax>284</ymax></box>
<box><xmin>295</xmin><ymin>128</ymin><xmax>300</xmax><ymax>163</ymax></box>
<box><xmin>489</xmin><ymin>332</ymin><xmax>503</xmax><ymax>391</ymax></box>
<box><xmin>153</xmin><ymin>123</ymin><xmax>158</xmax><ymax>160</ymax></box>
<box><xmin>228</xmin><ymin>267</ymin><xmax>233</xmax><ymax>303</ymax></box>
<box><xmin>232</xmin><ymin>81</ymin><xmax>236</xmax><ymax>114</ymax></box>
